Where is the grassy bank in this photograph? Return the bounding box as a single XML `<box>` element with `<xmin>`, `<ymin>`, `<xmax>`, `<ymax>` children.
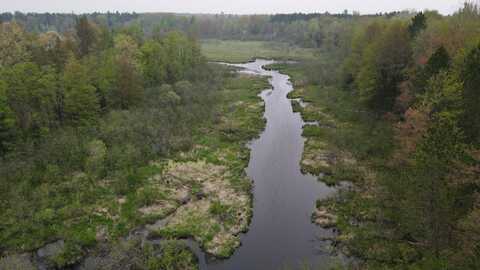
<box><xmin>150</xmin><ymin>71</ymin><xmax>269</xmax><ymax>258</ymax></box>
<box><xmin>268</xmin><ymin>62</ymin><xmax>395</xmax><ymax>266</ymax></box>
<box><xmin>201</xmin><ymin>39</ymin><xmax>318</xmax><ymax>63</ymax></box>
<box><xmin>0</xmin><ymin>67</ymin><xmax>270</xmax><ymax>269</ymax></box>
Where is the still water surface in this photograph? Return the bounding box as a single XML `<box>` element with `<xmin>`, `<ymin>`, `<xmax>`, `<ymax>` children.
<box><xmin>196</xmin><ymin>60</ymin><xmax>337</xmax><ymax>270</ymax></box>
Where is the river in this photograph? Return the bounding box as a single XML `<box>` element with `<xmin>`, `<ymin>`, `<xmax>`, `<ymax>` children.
<box><xmin>195</xmin><ymin>59</ymin><xmax>338</xmax><ymax>270</ymax></box>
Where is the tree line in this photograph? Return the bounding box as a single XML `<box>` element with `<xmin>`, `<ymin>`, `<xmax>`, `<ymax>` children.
<box><xmin>0</xmin><ymin>11</ymin><xmax>403</xmax><ymax>48</ymax></box>
<box><xmin>0</xmin><ymin>15</ymin><xmax>222</xmax><ymax>256</ymax></box>
<box><xmin>301</xmin><ymin>3</ymin><xmax>480</xmax><ymax>269</ymax></box>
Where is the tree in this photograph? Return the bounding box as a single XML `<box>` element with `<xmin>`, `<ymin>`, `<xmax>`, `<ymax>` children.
<box><xmin>162</xmin><ymin>31</ymin><xmax>202</xmax><ymax>83</ymax></box>
<box><xmin>0</xmin><ymin>81</ymin><xmax>15</xmax><ymax>154</ymax></box>
<box><xmin>460</xmin><ymin>43</ymin><xmax>480</xmax><ymax>144</ymax></box>
<box><xmin>108</xmin><ymin>34</ymin><xmax>143</xmax><ymax>109</ymax></box>
<box><xmin>1</xmin><ymin>62</ymin><xmax>58</xmax><ymax>136</ymax></box>
<box><xmin>34</xmin><ymin>31</ymin><xmax>70</xmax><ymax>70</ymax></box>
<box><xmin>414</xmin><ymin>46</ymin><xmax>451</xmax><ymax>94</ymax></box>
<box><xmin>0</xmin><ymin>22</ymin><xmax>30</xmax><ymax>68</ymax></box>
<box><xmin>75</xmin><ymin>16</ymin><xmax>98</xmax><ymax>57</ymax></box>
<box><xmin>410</xmin><ymin>113</ymin><xmax>466</xmax><ymax>256</ymax></box>
<box><xmin>62</xmin><ymin>57</ymin><xmax>99</xmax><ymax>126</ymax></box>
<box><xmin>424</xmin><ymin>46</ymin><xmax>450</xmax><ymax>77</ymax></box>
<box><xmin>357</xmin><ymin>22</ymin><xmax>412</xmax><ymax>113</ymax></box>
<box><xmin>409</xmin><ymin>12</ymin><xmax>427</xmax><ymax>38</ymax></box>
<box><xmin>140</xmin><ymin>40</ymin><xmax>167</xmax><ymax>87</ymax></box>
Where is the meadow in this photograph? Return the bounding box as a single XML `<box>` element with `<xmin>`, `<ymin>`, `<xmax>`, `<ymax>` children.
<box><xmin>201</xmin><ymin>39</ymin><xmax>319</xmax><ymax>63</ymax></box>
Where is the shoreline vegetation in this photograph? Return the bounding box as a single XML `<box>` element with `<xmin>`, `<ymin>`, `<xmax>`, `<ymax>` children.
<box><xmin>0</xmin><ymin>14</ymin><xmax>271</xmax><ymax>268</ymax></box>
<box><xmin>0</xmin><ymin>64</ymin><xmax>270</xmax><ymax>269</ymax></box>
<box><xmin>264</xmin><ymin>5</ymin><xmax>480</xmax><ymax>267</ymax></box>
<box><xmin>267</xmin><ymin>61</ymin><xmax>392</xmax><ymax>266</ymax></box>
<box><xmin>2</xmin><ymin>4</ymin><xmax>480</xmax><ymax>269</ymax></box>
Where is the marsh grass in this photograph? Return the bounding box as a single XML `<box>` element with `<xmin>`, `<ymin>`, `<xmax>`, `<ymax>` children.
<box><xmin>0</xmin><ymin>67</ymin><xmax>269</xmax><ymax>268</ymax></box>
<box><xmin>272</xmin><ymin>62</ymin><xmax>393</xmax><ymax>185</ymax></box>
<box><xmin>201</xmin><ymin>39</ymin><xmax>319</xmax><ymax>63</ymax></box>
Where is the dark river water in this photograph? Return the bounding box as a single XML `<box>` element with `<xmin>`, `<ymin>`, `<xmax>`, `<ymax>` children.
<box><xmin>195</xmin><ymin>60</ymin><xmax>338</xmax><ymax>270</ymax></box>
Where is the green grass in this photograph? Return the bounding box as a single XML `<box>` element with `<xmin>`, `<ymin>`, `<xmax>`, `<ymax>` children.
<box><xmin>275</xmin><ymin>60</ymin><xmax>406</xmax><ymax>267</ymax></box>
<box><xmin>154</xmin><ymin>73</ymin><xmax>268</xmax><ymax>258</ymax></box>
<box><xmin>0</xmin><ymin>67</ymin><xmax>269</xmax><ymax>268</ymax></box>
<box><xmin>201</xmin><ymin>39</ymin><xmax>319</xmax><ymax>63</ymax></box>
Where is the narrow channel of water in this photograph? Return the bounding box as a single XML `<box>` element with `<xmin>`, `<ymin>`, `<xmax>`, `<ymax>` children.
<box><xmin>200</xmin><ymin>59</ymin><xmax>338</xmax><ymax>270</ymax></box>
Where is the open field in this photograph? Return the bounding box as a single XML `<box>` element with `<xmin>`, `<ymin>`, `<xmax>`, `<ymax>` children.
<box><xmin>201</xmin><ymin>39</ymin><xmax>319</xmax><ymax>63</ymax></box>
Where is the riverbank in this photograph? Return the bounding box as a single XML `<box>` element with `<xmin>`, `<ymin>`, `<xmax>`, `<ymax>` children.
<box><xmin>204</xmin><ymin>60</ymin><xmax>339</xmax><ymax>270</ymax></box>
<box><xmin>0</xmin><ymin>68</ymin><xmax>270</xmax><ymax>269</ymax></box>
<box><xmin>266</xmin><ymin>62</ymin><xmax>395</xmax><ymax>266</ymax></box>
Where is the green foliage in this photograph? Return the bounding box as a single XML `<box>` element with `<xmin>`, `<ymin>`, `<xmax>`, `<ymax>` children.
<box><xmin>276</xmin><ymin>7</ymin><xmax>480</xmax><ymax>265</ymax></box>
<box><xmin>85</xmin><ymin>139</ymin><xmax>107</xmax><ymax>177</ymax></box>
<box><xmin>107</xmin><ymin>34</ymin><xmax>144</xmax><ymax>109</ymax></box>
<box><xmin>409</xmin><ymin>12</ymin><xmax>427</xmax><ymax>38</ymax></box>
<box><xmin>0</xmin><ymin>22</ymin><xmax>31</xmax><ymax>67</ymax></box>
<box><xmin>209</xmin><ymin>201</ymin><xmax>231</xmax><ymax>219</ymax></box>
<box><xmin>460</xmin><ymin>43</ymin><xmax>480</xmax><ymax>144</ymax></box>
<box><xmin>140</xmin><ymin>40</ymin><xmax>167</xmax><ymax>87</ymax></box>
<box><xmin>1</xmin><ymin>62</ymin><xmax>58</xmax><ymax>137</ymax></box>
<box><xmin>357</xmin><ymin>21</ymin><xmax>412</xmax><ymax>112</ymax></box>
<box><xmin>201</xmin><ymin>39</ymin><xmax>318</xmax><ymax>63</ymax></box>
<box><xmin>382</xmin><ymin>113</ymin><xmax>467</xmax><ymax>259</ymax></box>
<box><xmin>3</xmin><ymin>8</ymin><xmax>480</xmax><ymax>269</ymax></box>
<box><xmin>0</xmin><ymin>81</ymin><xmax>15</xmax><ymax>153</ymax></box>
<box><xmin>163</xmin><ymin>31</ymin><xmax>202</xmax><ymax>82</ymax></box>
<box><xmin>0</xmin><ymin>18</ymin><xmax>222</xmax><ymax>261</ymax></box>
<box><xmin>151</xmin><ymin>241</ymin><xmax>198</xmax><ymax>270</ymax></box>
<box><xmin>414</xmin><ymin>46</ymin><xmax>451</xmax><ymax>94</ymax></box>
<box><xmin>425</xmin><ymin>46</ymin><xmax>450</xmax><ymax>76</ymax></box>
<box><xmin>75</xmin><ymin>16</ymin><xmax>98</xmax><ymax>56</ymax></box>
<box><xmin>62</xmin><ymin>57</ymin><xmax>100</xmax><ymax>126</ymax></box>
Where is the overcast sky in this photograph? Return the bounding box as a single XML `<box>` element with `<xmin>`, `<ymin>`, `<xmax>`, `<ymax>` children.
<box><xmin>1</xmin><ymin>0</ymin><xmax>466</xmax><ymax>15</ymax></box>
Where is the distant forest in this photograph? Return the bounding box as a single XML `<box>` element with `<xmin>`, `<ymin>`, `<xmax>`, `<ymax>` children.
<box><xmin>0</xmin><ymin>11</ymin><xmax>409</xmax><ymax>47</ymax></box>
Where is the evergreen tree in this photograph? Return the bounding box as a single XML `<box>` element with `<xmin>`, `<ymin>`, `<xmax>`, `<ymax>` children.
<box><xmin>412</xmin><ymin>114</ymin><xmax>465</xmax><ymax>255</ymax></box>
<box><xmin>75</xmin><ymin>16</ymin><xmax>97</xmax><ymax>57</ymax></box>
<box><xmin>425</xmin><ymin>46</ymin><xmax>450</xmax><ymax>77</ymax></box>
<box><xmin>408</xmin><ymin>12</ymin><xmax>427</xmax><ymax>38</ymax></box>
<box><xmin>0</xmin><ymin>81</ymin><xmax>15</xmax><ymax>154</ymax></box>
<box><xmin>357</xmin><ymin>22</ymin><xmax>411</xmax><ymax>113</ymax></box>
<box><xmin>415</xmin><ymin>46</ymin><xmax>451</xmax><ymax>93</ymax></box>
<box><xmin>460</xmin><ymin>44</ymin><xmax>480</xmax><ymax>144</ymax></box>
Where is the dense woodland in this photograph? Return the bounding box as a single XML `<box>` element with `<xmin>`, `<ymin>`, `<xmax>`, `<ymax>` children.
<box><xmin>0</xmin><ymin>14</ymin><xmax>224</xmax><ymax>266</ymax></box>
<box><xmin>1</xmin><ymin>2</ymin><xmax>480</xmax><ymax>269</ymax></box>
<box><xmin>277</xmin><ymin>3</ymin><xmax>480</xmax><ymax>269</ymax></box>
<box><xmin>0</xmin><ymin>11</ymin><xmax>407</xmax><ymax>48</ymax></box>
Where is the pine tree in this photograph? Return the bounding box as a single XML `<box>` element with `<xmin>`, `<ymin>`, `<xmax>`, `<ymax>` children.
<box><xmin>408</xmin><ymin>12</ymin><xmax>427</xmax><ymax>38</ymax></box>
<box><xmin>425</xmin><ymin>46</ymin><xmax>450</xmax><ymax>77</ymax></box>
<box><xmin>460</xmin><ymin>44</ymin><xmax>480</xmax><ymax>144</ymax></box>
<box><xmin>0</xmin><ymin>81</ymin><xmax>15</xmax><ymax>154</ymax></box>
<box><xmin>415</xmin><ymin>46</ymin><xmax>451</xmax><ymax>93</ymax></box>
<box><xmin>357</xmin><ymin>22</ymin><xmax>412</xmax><ymax>113</ymax></box>
<box><xmin>75</xmin><ymin>16</ymin><xmax>97</xmax><ymax>57</ymax></box>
